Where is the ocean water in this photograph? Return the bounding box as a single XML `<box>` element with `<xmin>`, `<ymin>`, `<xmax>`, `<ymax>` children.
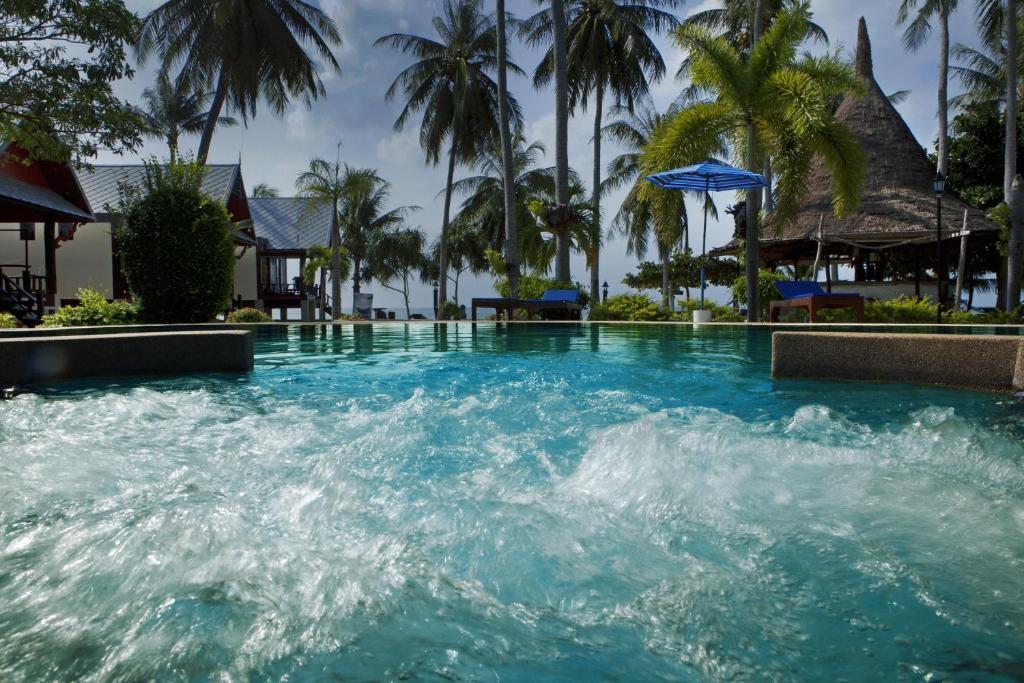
<box><xmin>1</xmin><ymin>324</ymin><xmax>1023</xmax><ymax>681</ymax></box>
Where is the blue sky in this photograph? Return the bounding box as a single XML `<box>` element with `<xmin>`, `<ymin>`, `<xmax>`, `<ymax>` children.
<box><xmin>106</xmin><ymin>0</ymin><xmax>988</xmax><ymax>310</ymax></box>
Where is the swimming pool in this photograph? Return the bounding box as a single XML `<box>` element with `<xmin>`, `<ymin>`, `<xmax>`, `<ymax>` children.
<box><xmin>1</xmin><ymin>324</ymin><xmax>1022</xmax><ymax>681</ymax></box>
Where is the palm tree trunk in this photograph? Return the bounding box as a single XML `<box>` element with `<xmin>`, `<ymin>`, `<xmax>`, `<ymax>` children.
<box><xmin>661</xmin><ymin>243</ymin><xmax>670</xmax><ymax>308</ymax></box>
<box><xmin>196</xmin><ymin>68</ymin><xmax>228</xmax><ymax>165</ymax></box>
<box><xmin>1007</xmin><ymin>0</ymin><xmax>1022</xmax><ymax>311</ymax></box>
<box><xmin>496</xmin><ymin>0</ymin><xmax>520</xmax><ymax>297</ymax></box>
<box><xmin>319</xmin><ymin>268</ymin><xmax>327</xmax><ymax>321</ymax></box>
<box><xmin>352</xmin><ymin>254</ymin><xmax>362</xmax><ymax>315</ymax></box>
<box><xmin>438</xmin><ymin>138</ymin><xmax>458</xmax><ymax>310</ymax></box>
<box><xmin>937</xmin><ymin>6</ymin><xmax>950</xmax><ymax>175</ymax></box>
<box><xmin>552</xmin><ymin>0</ymin><xmax>571</xmax><ymax>283</ymax></box>
<box><xmin>745</xmin><ymin>0</ymin><xmax>767</xmax><ymax>322</ymax></box>
<box><xmin>167</xmin><ymin>131</ymin><xmax>178</xmax><ymax>164</ymax></box>
<box><xmin>762</xmin><ymin>156</ymin><xmax>773</xmax><ymax>213</ymax></box>
<box><xmin>404</xmin><ymin>274</ymin><xmax>412</xmax><ymax>320</ymax></box>
<box><xmin>331</xmin><ymin>223</ymin><xmax>342</xmax><ymax>321</ymax></box>
<box><xmin>591</xmin><ymin>86</ymin><xmax>603</xmax><ymax>304</ymax></box>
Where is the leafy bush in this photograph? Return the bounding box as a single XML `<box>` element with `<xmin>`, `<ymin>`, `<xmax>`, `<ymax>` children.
<box><xmin>114</xmin><ymin>161</ymin><xmax>235</xmax><ymax>323</ymax></box>
<box><xmin>226</xmin><ymin>307</ymin><xmax>271</xmax><ymax>323</ymax></box>
<box><xmin>732</xmin><ymin>269</ymin><xmax>784</xmax><ymax>320</ymax></box>
<box><xmin>495</xmin><ymin>274</ymin><xmax>591</xmax><ymax>309</ymax></box>
<box><xmin>0</xmin><ymin>312</ymin><xmax>17</xmax><ymax>328</ymax></box>
<box><xmin>589</xmin><ymin>294</ymin><xmax>671</xmax><ymax>321</ymax></box>
<box><xmin>674</xmin><ymin>298</ymin><xmax>746</xmax><ymax>322</ymax></box>
<box><xmin>39</xmin><ymin>288</ymin><xmax>138</xmax><ymax>327</ymax></box>
<box><xmin>437</xmin><ymin>301</ymin><xmax>466</xmax><ymax>320</ymax></box>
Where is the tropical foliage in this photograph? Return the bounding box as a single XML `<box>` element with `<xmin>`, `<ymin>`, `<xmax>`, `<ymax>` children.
<box><xmin>377</xmin><ymin>0</ymin><xmax>522</xmax><ymax>309</ymax></box>
<box><xmin>39</xmin><ymin>288</ymin><xmax>138</xmax><ymax>327</ymax></box>
<box><xmin>366</xmin><ymin>228</ymin><xmax>429</xmax><ymax>319</ymax></box>
<box><xmin>135</xmin><ymin>72</ymin><xmax>236</xmax><ymax>162</ymax></box>
<box><xmin>0</xmin><ymin>312</ymin><xmax>16</xmax><ymax>329</ymax></box>
<box><xmin>226</xmin><ymin>307</ymin><xmax>272</xmax><ymax>323</ymax></box>
<box><xmin>523</xmin><ymin>0</ymin><xmax>681</xmax><ymax>301</ymax></box>
<box><xmin>114</xmin><ymin>162</ymin><xmax>235</xmax><ymax>323</ymax></box>
<box><xmin>1</xmin><ymin>0</ymin><xmax>142</xmax><ymax>162</ymax></box>
<box><xmin>643</xmin><ymin>1</ymin><xmax>865</xmax><ymax>320</ymax></box>
<box><xmin>137</xmin><ymin>0</ymin><xmax>342</xmax><ymax>162</ymax></box>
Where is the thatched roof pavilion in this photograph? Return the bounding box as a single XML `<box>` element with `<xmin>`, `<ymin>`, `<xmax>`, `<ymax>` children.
<box><xmin>713</xmin><ymin>17</ymin><xmax>998</xmax><ymax>268</ymax></box>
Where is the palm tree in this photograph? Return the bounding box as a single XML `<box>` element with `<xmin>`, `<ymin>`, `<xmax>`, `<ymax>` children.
<box><xmin>136</xmin><ymin>72</ymin><xmax>237</xmax><ymax>162</ymax></box>
<box><xmin>1008</xmin><ymin>0</ymin><xmax>1023</xmax><ymax>310</ymax></box>
<box><xmin>137</xmin><ymin>0</ymin><xmax>342</xmax><ymax>163</ymax></box>
<box><xmin>897</xmin><ymin>0</ymin><xmax>961</xmax><ymax>176</ymax></box>
<box><xmin>428</xmin><ymin>223</ymin><xmax>489</xmax><ymax>303</ymax></box>
<box><xmin>523</xmin><ymin>177</ymin><xmax>595</xmax><ymax>273</ymax></box>
<box><xmin>366</xmin><ymin>228</ymin><xmax>427</xmax><ymax>319</ymax></box>
<box><xmin>250</xmin><ymin>183</ymin><xmax>279</xmax><ymax>198</ymax></box>
<box><xmin>296</xmin><ymin>157</ymin><xmax>346</xmax><ymax>316</ymax></box>
<box><xmin>603</xmin><ymin>101</ymin><xmax>719</xmax><ymax>308</ymax></box>
<box><xmin>302</xmin><ymin>244</ymin><xmax>350</xmax><ymax>320</ymax></box>
<box><xmin>451</xmin><ymin>135</ymin><xmax>555</xmax><ymax>258</ymax></box>
<box><xmin>551</xmin><ymin>0</ymin><xmax>572</xmax><ymax>282</ymax></box>
<box><xmin>376</xmin><ymin>0</ymin><xmax>523</xmax><ymax>313</ymax></box>
<box><xmin>523</xmin><ymin>0</ymin><xmax>681</xmax><ymax>305</ymax></box>
<box><xmin>950</xmin><ymin>27</ymin><xmax>1024</xmax><ymax>110</ymax></box>
<box><xmin>496</xmin><ymin>0</ymin><xmax>520</xmax><ymax>296</ymax></box>
<box><xmin>642</xmin><ymin>1</ymin><xmax>864</xmax><ymax>321</ymax></box>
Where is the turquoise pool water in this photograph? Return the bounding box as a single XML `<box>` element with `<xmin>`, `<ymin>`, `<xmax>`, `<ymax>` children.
<box><xmin>1</xmin><ymin>324</ymin><xmax>1023</xmax><ymax>681</ymax></box>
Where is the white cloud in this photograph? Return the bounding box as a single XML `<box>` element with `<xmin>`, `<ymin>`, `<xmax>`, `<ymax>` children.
<box><xmin>375</xmin><ymin>128</ymin><xmax>422</xmax><ymax>164</ymax></box>
<box><xmin>285</xmin><ymin>107</ymin><xmax>338</xmax><ymax>143</ymax></box>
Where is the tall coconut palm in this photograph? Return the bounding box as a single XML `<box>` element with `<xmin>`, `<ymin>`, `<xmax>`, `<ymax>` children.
<box><xmin>642</xmin><ymin>1</ymin><xmax>864</xmax><ymax>321</ymax></box>
<box><xmin>897</xmin><ymin>0</ymin><xmax>962</xmax><ymax>176</ymax></box>
<box><xmin>296</xmin><ymin>157</ymin><xmax>345</xmax><ymax>315</ymax></box>
<box><xmin>523</xmin><ymin>0</ymin><xmax>681</xmax><ymax>305</ymax></box>
<box><xmin>603</xmin><ymin>101</ymin><xmax>720</xmax><ymax>308</ymax></box>
<box><xmin>550</xmin><ymin>0</ymin><xmax>573</xmax><ymax>282</ymax></box>
<box><xmin>451</xmin><ymin>135</ymin><xmax>555</xmax><ymax>259</ymax></box>
<box><xmin>137</xmin><ymin>0</ymin><xmax>342</xmax><ymax>163</ymax></box>
<box><xmin>302</xmin><ymin>244</ymin><xmax>351</xmax><ymax>320</ymax></box>
<box><xmin>496</xmin><ymin>0</ymin><xmax>521</xmax><ymax>296</ymax></box>
<box><xmin>376</xmin><ymin>0</ymin><xmax>523</xmax><ymax>313</ymax></box>
<box><xmin>136</xmin><ymin>72</ymin><xmax>237</xmax><ymax>162</ymax></box>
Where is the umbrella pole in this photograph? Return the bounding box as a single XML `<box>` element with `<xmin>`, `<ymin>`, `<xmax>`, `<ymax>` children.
<box><xmin>700</xmin><ymin>183</ymin><xmax>709</xmax><ymax>310</ymax></box>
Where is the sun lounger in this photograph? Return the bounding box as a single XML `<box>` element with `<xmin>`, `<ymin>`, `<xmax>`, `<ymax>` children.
<box><xmin>769</xmin><ymin>281</ymin><xmax>864</xmax><ymax>323</ymax></box>
<box><xmin>521</xmin><ymin>289</ymin><xmax>583</xmax><ymax>321</ymax></box>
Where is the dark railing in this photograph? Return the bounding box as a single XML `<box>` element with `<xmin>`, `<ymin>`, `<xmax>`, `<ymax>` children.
<box><xmin>260</xmin><ymin>282</ymin><xmax>321</xmax><ymax>298</ymax></box>
<box><xmin>0</xmin><ymin>265</ymin><xmax>44</xmax><ymax>324</ymax></box>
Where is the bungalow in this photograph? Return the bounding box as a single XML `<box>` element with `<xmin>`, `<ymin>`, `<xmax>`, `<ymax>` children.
<box><xmin>0</xmin><ymin>158</ymin><xmax>258</xmax><ymax>323</ymax></box>
<box><xmin>249</xmin><ymin>197</ymin><xmax>333</xmax><ymax>320</ymax></box>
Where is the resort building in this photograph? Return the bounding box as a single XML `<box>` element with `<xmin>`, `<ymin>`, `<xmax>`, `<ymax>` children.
<box><xmin>0</xmin><ymin>158</ymin><xmax>258</xmax><ymax>321</ymax></box>
<box><xmin>249</xmin><ymin>197</ymin><xmax>334</xmax><ymax>320</ymax></box>
<box><xmin>713</xmin><ymin>19</ymin><xmax>999</xmax><ymax>306</ymax></box>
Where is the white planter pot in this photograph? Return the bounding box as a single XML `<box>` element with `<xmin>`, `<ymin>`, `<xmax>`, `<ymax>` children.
<box><xmin>692</xmin><ymin>309</ymin><xmax>713</xmax><ymax>323</ymax></box>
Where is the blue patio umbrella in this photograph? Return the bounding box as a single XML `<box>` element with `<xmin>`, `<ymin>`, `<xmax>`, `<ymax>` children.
<box><xmin>646</xmin><ymin>158</ymin><xmax>766</xmax><ymax>310</ymax></box>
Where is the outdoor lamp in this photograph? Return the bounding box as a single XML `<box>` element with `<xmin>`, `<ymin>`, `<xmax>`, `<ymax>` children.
<box><xmin>602</xmin><ymin>281</ymin><xmax>609</xmax><ymax>303</ymax></box>
<box><xmin>933</xmin><ymin>172</ymin><xmax>945</xmax><ymax>196</ymax></box>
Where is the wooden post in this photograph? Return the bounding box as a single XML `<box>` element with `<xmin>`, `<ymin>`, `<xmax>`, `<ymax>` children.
<box><xmin>954</xmin><ymin>210</ymin><xmax>970</xmax><ymax>312</ymax></box>
<box><xmin>43</xmin><ymin>216</ymin><xmax>56</xmax><ymax>303</ymax></box>
<box><xmin>810</xmin><ymin>215</ymin><xmax>824</xmax><ymax>282</ymax></box>
<box><xmin>825</xmin><ymin>247</ymin><xmax>833</xmax><ymax>293</ymax></box>
<box><xmin>914</xmin><ymin>246</ymin><xmax>922</xmax><ymax>299</ymax></box>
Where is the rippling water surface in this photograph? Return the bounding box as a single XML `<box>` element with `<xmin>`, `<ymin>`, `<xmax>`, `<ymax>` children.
<box><xmin>2</xmin><ymin>324</ymin><xmax>1024</xmax><ymax>681</ymax></box>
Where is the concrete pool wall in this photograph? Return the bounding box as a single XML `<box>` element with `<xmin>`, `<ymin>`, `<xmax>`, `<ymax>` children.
<box><xmin>0</xmin><ymin>330</ymin><xmax>253</xmax><ymax>387</ymax></box>
<box><xmin>772</xmin><ymin>331</ymin><xmax>1024</xmax><ymax>393</ymax></box>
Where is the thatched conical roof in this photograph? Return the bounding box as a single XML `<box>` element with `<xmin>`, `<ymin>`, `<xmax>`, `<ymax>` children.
<box><xmin>772</xmin><ymin>17</ymin><xmax>995</xmax><ymax>245</ymax></box>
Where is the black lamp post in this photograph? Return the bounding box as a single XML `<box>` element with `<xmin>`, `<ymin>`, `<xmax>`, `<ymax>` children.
<box><xmin>432</xmin><ymin>280</ymin><xmax>439</xmax><ymax>318</ymax></box>
<box><xmin>602</xmin><ymin>281</ymin><xmax>609</xmax><ymax>303</ymax></box>
<box><xmin>933</xmin><ymin>172</ymin><xmax>946</xmax><ymax>324</ymax></box>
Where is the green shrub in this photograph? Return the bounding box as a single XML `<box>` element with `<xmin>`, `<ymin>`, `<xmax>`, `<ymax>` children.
<box><xmin>226</xmin><ymin>307</ymin><xmax>271</xmax><ymax>323</ymax></box>
<box><xmin>437</xmin><ymin>301</ymin><xmax>465</xmax><ymax>320</ymax></box>
<box><xmin>39</xmin><ymin>288</ymin><xmax>138</xmax><ymax>327</ymax></box>
<box><xmin>0</xmin><ymin>312</ymin><xmax>17</xmax><ymax>328</ymax></box>
<box><xmin>732</xmin><ymin>269</ymin><xmax>784</xmax><ymax>320</ymax></box>
<box><xmin>114</xmin><ymin>161</ymin><xmax>235</xmax><ymax>323</ymax></box>
<box><xmin>589</xmin><ymin>294</ymin><xmax>671</xmax><ymax>321</ymax></box>
<box><xmin>673</xmin><ymin>298</ymin><xmax>745</xmax><ymax>322</ymax></box>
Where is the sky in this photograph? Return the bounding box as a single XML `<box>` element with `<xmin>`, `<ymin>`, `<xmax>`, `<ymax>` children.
<box><xmin>104</xmin><ymin>0</ymin><xmax>989</xmax><ymax>311</ymax></box>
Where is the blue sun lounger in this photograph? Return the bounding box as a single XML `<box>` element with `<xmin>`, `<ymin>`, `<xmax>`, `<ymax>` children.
<box><xmin>521</xmin><ymin>289</ymin><xmax>583</xmax><ymax>320</ymax></box>
<box><xmin>770</xmin><ymin>281</ymin><xmax>864</xmax><ymax>323</ymax></box>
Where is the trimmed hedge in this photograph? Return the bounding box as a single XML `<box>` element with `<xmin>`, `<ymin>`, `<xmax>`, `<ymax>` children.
<box><xmin>115</xmin><ymin>161</ymin><xmax>235</xmax><ymax>323</ymax></box>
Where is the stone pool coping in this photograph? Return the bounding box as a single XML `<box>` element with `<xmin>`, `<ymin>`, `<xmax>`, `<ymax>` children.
<box><xmin>0</xmin><ymin>330</ymin><xmax>253</xmax><ymax>388</ymax></box>
<box><xmin>772</xmin><ymin>331</ymin><xmax>1024</xmax><ymax>393</ymax></box>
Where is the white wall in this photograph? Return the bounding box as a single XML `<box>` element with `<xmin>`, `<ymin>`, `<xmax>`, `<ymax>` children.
<box><xmin>234</xmin><ymin>246</ymin><xmax>258</xmax><ymax>303</ymax></box>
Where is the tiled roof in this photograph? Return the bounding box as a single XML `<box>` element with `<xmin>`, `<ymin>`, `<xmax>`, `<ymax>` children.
<box><xmin>250</xmin><ymin>197</ymin><xmax>333</xmax><ymax>252</ymax></box>
<box><xmin>0</xmin><ymin>174</ymin><xmax>94</xmax><ymax>222</ymax></box>
<box><xmin>77</xmin><ymin>164</ymin><xmax>241</xmax><ymax>215</ymax></box>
